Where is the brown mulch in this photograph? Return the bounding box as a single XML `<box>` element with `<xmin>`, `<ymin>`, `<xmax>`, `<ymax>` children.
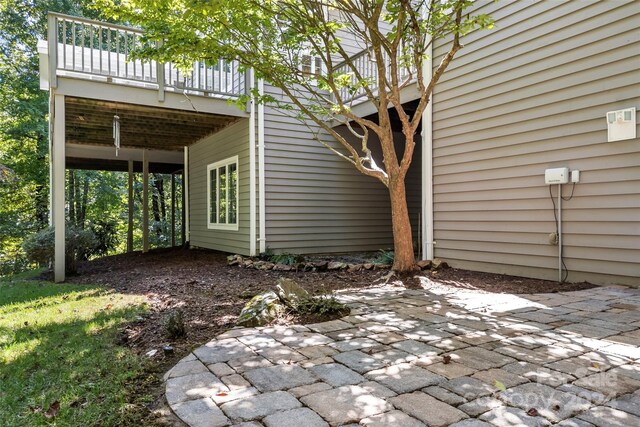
<box><xmin>65</xmin><ymin>247</ymin><xmax>595</xmax><ymax>357</ymax></box>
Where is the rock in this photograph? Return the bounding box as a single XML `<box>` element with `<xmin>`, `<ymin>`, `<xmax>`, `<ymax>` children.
<box><xmin>417</xmin><ymin>260</ymin><xmax>432</xmax><ymax>270</ymax></box>
<box><xmin>328</xmin><ymin>261</ymin><xmax>347</xmax><ymax>270</ymax></box>
<box><xmin>275</xmin><ymin>278</ymin><xmax>309</xmax><ymax>308</ymax></box>
<box><xmin>236</xmin><ymin>291</ymin><xmax>283</xmax><ymax>327</ymax></box>
<box><xmin>374</xmin><ymin>264</ymin><xmax>391</xmax><ymax>270</ymax></box>
<box><xmin>313</xmin><ymin>261</ymin><xmax>329</xmax><ymax>271</ymax></box>
<box><xmin>242</xmin><ymin>260</ymin><xmax>254</xmax><ymax>268</ymax></box>
<box><xmin>273</xmin><ymin>263</ymin><xmax>292</xmax><ymax>271</ymax></box>
<box><xmin>348</xmin><ymin>264</ymin><xmax>363</xmax><ymax>272</ymax></box>
<box><xmin>363</xmin><ymin>263</ymin><xmax>374</xmax><ymax>270</ymax></box>
<box><xmin>303</xmin><ymin>263</ymin><xmax>316</xmax><ymax>272</ymax></box>
<box><xmin>227</xmin><ymin>254</ymin><xmax>243</xmax><ymax>266</ymax></box>
<box><xmin>432</xmin><ymin>258</ymin><xmax>449</xmax><ymax>269</ymax></box>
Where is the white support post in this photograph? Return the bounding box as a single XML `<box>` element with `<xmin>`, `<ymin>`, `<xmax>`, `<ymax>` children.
<box><xmin>127</xmin><ymin>159</ymin><xmax>134</xmax><ymax>253</ymax></box>
<box><xmin>47</xmin><ymin>14</ymin><xmax>58</xmax><ymax>89</ymax></box>
<box><xmin>52</xmin><ymin>94</ymin><xmax>65</xmax><ymax>282</ymax></box>
<box><xmin>249</xmin><ymin>69</ymin><xmax>257</xmax><ymax>256</ymax></box>
<box><xmin>142</xmin><ymin>150</ymin><xmax>149</xmax><ymax>253</ymax></box>
<box><xmin>258</xmin><ymin>79</ymin><xmax>266</xmax><ymax>253</ymax></box>
<box><xmin>421</xmin><ymin>37</ymin><xmax>434</xmax><ymax>260</ymax></box>
<box><xmin>183</xmin><ymin>146</ymin><xmax>190</xmax><ymax>243</ymax></box>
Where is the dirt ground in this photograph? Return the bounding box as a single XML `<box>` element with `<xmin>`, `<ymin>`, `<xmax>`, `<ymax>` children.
<box><xmin>62</xmin><ymin>247</ymin><xmax>595</xmax><ymax>425</ymax></box>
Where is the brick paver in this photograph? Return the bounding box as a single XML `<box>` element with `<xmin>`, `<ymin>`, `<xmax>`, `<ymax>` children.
<box><xmin>164</xmin><ymin>284</ymin><xmax>640</xmax><ymax>426</ymax></box>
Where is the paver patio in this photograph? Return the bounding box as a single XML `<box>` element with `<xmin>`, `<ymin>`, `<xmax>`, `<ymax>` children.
<box><xmin>165</xmin><ymin>281</ymin><xmax>640</xmax><ymax>426</ymax></box>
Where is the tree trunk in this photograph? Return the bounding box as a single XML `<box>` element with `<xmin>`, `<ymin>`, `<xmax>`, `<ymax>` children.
<box><xmin>79</xmin><ymin>174</ymin><xmax>89</xmax><ymax>229</ymax></box>
<box><xmin>151</xmin><ymin>176</ymin><xmax>162</xmax><ymax>237</ymax></box>
<box><xmin>68</xmin><ymin>170</ymin><xmax>76</xmax><ymax>226</ymax></box>
<box><xmin>388</xmin><ymin>177</ymin><xmax>415</xmax><ymax>272</ymax></box>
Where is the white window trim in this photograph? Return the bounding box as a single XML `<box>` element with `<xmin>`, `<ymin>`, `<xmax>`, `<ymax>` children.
<box><xmin>207</xmin><ymin>155</ymin><xmax>239</xmax><ymax>231</ymax></box>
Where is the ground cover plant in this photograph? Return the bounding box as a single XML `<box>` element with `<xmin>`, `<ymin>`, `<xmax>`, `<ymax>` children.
<box><xmin>0</xmin><ymin>273</ymin><xmax>153</xmax><ymax>426</ymax></box>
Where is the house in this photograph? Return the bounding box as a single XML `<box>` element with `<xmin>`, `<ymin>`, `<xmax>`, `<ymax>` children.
<box><xmin>40</xmin><ymin>0</ymin><xmax>639</xmax><ymax>286</ymax></box>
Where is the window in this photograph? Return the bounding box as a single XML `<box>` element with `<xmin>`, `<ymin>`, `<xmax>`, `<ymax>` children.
<box><xmin>207</xmin><ymin>156</ymin><xmax>238</xmax><ymax>230</ymax></box>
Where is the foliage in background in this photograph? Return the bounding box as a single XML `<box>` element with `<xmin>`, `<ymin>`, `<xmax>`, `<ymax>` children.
<box><xmin>0</xmin><ymin>1</ymin><xmax>185</xmax><ymax>275</ymax></box>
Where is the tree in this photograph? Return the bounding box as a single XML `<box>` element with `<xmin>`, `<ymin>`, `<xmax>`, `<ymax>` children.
<box><xmin>0</xmin><ymin>0</ymin><xmax>105</xmax><ymax>272</ymax></box>
<box><xmin>102</xmin><ymin>0</ymin><xmax>492</xmax><ymax>271</ymax></box>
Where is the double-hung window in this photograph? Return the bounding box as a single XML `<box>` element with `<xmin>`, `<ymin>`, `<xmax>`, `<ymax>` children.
<box><xmin>207</xmin><ymin>156</ymin><xmax>238</xmax><ymax>230</ymax></box>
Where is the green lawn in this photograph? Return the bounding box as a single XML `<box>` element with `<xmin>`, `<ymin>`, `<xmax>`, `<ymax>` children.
<box><xmin>0</xmin><ymin>273</ymin><xmax>153</xmax><ymax>426</ymax></box>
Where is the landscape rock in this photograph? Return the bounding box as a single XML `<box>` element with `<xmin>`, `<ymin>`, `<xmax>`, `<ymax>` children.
<box><xmin>374</xmin><ymin>263</ymin><xmax>391</xmax><ymax>270</ymax></box>
<box><xmin>275</xmin><ymin>278</ymin><xmax>309</xmax><ymax>308</ymax></box>
<box><xmin>363</xmin><ymin>263</ymin><xmax>374</xmax><ymax>270</ymax></box>
<box><xmin>327</xmin><ymin>261</ymin><xmax>347</xmax><ymax>270</ymax></box>
<box><xmin>313</xmin><ymin>261</ymin><xmax>329</xmax><ymax>271</ymax></box>
<box><xmin>348</xmin><ymin>264</ymin><xmax>363</xmax><ymax>272</ymax></box>
<box><xmin>273</xmin><ymin>263</ymin><xmax>292</xmax><ymax>271</ymax></box>
<box><xmin>416</xmin><ymin>260</ymin><xmax>432</xmax><ymax>270</ymax></box>
<box><xmin>236</xmin><ymin>291</ymin><xmax>283</xmax><ymax>327</ymax></box>
<box><xmin>432</xmin><ymin>258</ymin><xmax>449</xmax><ymax>269</ymax></box>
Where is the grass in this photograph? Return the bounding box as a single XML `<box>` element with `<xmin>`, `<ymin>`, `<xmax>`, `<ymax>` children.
<box><xmin>0</xmin><ymin>272</ymin><xmax>152</xmax><ymax>426</ymax></box>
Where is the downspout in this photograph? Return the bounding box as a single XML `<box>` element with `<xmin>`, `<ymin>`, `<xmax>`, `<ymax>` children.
<box><xmin>258</xmin><ymin>79</ymin><xmax>266</xmax><ymax>253</ymax></box>
<box><xmin>249</xmin><ymin>70</ymin><xmax>257</xmax><ymax>256</ymax></box>
<box><xmin>421</xmin><ymin>37</ymin><xmax>434</xmax><ymax>261</ymax></box>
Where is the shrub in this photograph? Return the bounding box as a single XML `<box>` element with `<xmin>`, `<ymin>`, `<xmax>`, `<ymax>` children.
<box><xmin>259</xmin><ymin>248</ymin><xmax>304</xmax><ymax>265</ymax></box>
<box><xmin>23</xmin><ymin>226</ymin><xmax>98</xmax><ymax>275</ymax></box>
<box><xmin>296</xmin><ymin>293</ymin><xmax>348</xmax><ymax>316</ymax></box>
<box><xmin>88</xmin><ymin>220</ymin><xmax>119</xmax><ymax>258</ymax></box>
<box><xmin>164</xmin><ymin>310</ymin><xmax>186</xmax><ymax>339</ymax></box>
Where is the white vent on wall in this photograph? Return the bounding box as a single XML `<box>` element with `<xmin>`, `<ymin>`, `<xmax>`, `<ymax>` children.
<box><xmin>607</xmin><ymin>107</ymin><xmax>636</xmax><ymax>142</ymax></box>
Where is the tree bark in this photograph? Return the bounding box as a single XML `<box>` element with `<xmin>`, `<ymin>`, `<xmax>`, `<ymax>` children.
<box><xmin>68</xmin><ymin>170</ymin><xmax>76</xmax><ymax>226</ymax></box>
<box><xmin>388</xmin><ymin>175</ymin><xmax>415</xmax><ymax>271</ymax></box>
<box><xmin>79</xmin><ymin>175</ymin><xmax>89</xmax><ymax>229</ymax></box>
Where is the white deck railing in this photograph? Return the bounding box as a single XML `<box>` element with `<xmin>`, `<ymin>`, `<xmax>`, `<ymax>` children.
<box><xmin>333</xmin><ymin>47</ymin><xmax>417</xmax><ymax>105</ymax></box>
<box><xmin>47</xmin><ymin>13</ymin><xmax>246</xmax><ymax>99</ymax></box>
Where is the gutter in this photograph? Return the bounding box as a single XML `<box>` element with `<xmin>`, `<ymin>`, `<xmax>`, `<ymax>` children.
<box><xmin>258</xmin><ymin>78</ymin><xmax>266</xmax><ymax>253</ymax></box>
<box><xmin>421</xmin><ymin>38</ymin><xmax>434</xmax><ymax>261</ymax></box>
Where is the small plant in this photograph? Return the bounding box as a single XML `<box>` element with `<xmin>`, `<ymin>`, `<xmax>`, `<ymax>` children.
<box><xmin>373</xmin><ymin>249</ymin><xmax>394</xmax><ymax>265</ymax></box>
<box><xmin>163</xmin><ymin>309</ymin><xmax>186</xmax><ymax>339</ymax></box>
<box><xmin>296</xmin><ymin>294</ymin><xmax>348</xmax><ymax>316</ymax></box>
<box><xmin>260</xmin><ymin>248</ymin><xmax>304</xmax><ymax>265</ymax></box>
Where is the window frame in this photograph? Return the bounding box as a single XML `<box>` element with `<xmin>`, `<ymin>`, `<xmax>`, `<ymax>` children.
<box><xmin>207</xmin><ymin>155</ymin><xmax>239</xmax><ymax>231</ymax></box>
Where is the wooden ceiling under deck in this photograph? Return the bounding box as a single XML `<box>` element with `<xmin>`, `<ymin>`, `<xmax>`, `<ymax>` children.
<box><xmin>65</xmin><ymin>97</ymin><xmax>240</xmax><ymax>151</ymax></box>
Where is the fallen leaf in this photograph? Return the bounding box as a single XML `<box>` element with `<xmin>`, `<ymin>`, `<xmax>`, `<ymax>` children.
<box><xmin>494</xmin><ymin>380</ymin><xmax>506</xmax><ymax>391</ymax></box>
<box><xmin>105</xmin><ymin>304</ymin><xmax>113</xmax><ymax>310</ymax></box>
<box><xmin>43</xmin><ymin>401</ymin><xmax>60</xmax><ymax>419</ymax></box>
<box><xmin>215</xmin><ymin>392</ymin><xmax>228</xmax><ymax>397</ymax></box>
<box><xmin>526</xmin><ymin>408</ymin><xmax>539</xmax><ymax>417</ymax></box>
<box><xmin>442</xmin><ymin>355</ymin><xmax>452</xmax><ymax>364</ymax></box>
<box><xmin>591</xmin><ymin>362</ymin><xmax>600</xmax><ymax>370</ymax></box>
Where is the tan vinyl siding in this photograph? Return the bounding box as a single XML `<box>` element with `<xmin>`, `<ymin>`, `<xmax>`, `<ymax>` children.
<box><xmin>262</xmin><ymin>85</ymin><xmax>421</xmax><ymax>254</ymax></box>
<box><xmin>431</xmin><ymin>0</ymin><xmax>640</xmax><ymax>285</ymax></box>
<box><xmin>262</xmin><ymin>88</ymin><xmax>391</xmax><ymax>253</ymax></box>
<box><xmin>189</xmin><ymin>120</ymin><xmax>251</xmax><ymax>255</ymax></box>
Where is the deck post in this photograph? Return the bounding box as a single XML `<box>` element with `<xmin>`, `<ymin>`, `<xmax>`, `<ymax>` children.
<box><xmin>127</xmin><ymin>159</ymin><xmax>134</xmax><ymax>252</ymax></box>
<box><xmin>52</xmin><ymin>94</ymin><xmax>65</xmax><ymax>282</ymax></box>
<box><xmin>47</xmin><ymin>14</ymin><xmax>58</xmax><ymax>88</ymax></box>
<box><xmin>142</xmin><ymin>149</ymin><xmax>149</xmax><ymax>253</ymax></box>
<box><xmin>171</xmin><ymin>172</ymin><xmax>176</xmax><ymax>247</ymax></box>
<box><xmin>181</xmin><ymin>169</ymin><xmax>186</xmax><ymax>245</ymax></box>
<box><xmin>183</xmin><ymin>147</ymin><xmax>189</xmax><ymax>244</ymax></box>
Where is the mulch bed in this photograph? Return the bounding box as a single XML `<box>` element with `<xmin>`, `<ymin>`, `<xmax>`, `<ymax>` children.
<box><xmin>66</xmin><ymin>247</ymin><xmax>595</xmax><ymax>357</ymax></box>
